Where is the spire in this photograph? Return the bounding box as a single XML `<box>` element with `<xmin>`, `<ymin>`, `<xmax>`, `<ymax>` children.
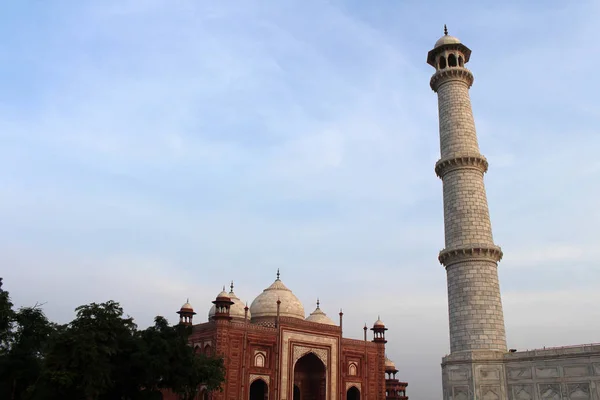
<box><xmin>230</xmin><ymin>280</ymin><xmax>234</xmax><ymax>293</ymax></box>
<box><xmin>222</xmin><ymin>285</ymin><xmax>226</xmax><ymax>292</ymax></box>
<box><xmin>276</xmin><ymin>268</ymin><xmax>280</xmax><ymax>280</ymax></box>
<box><xmin>316</xmin><ymin>298</ymin><xmax>320</xmax><ymax>309</ymax></box>
<box><xmin>186</xmin><ymin>297</ymin><xmax>189</xmax><ymax>303</ymax></box>
<box><xmin>444</xmin><ymin>24</ymin><xmax>448</xmax><ymax>35</ymax></box>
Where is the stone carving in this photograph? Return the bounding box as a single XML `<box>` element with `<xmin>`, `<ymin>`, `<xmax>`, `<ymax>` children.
<box><xmin>449</xmin><ymin>368</ymin><xmax>469</xmax><ymax>381</ymax></box>
<box><xmin>507</xmin><ymin>367</ymin><xmax>533</xmax><ymax>380</ymax></box>
<box><xmin>509</xmin><ymin>385</ymin><xmax>534</xmax><ymax>400</ymax></box>
<box><xmin>564</xmin><ymin>365</ymin><xmax>590</xmax><ymax>377</ymax></box>
<box><xmin>249</xmin><ymin>374</ymin><xmax>270</xmax><ymax>385</ymax></box>
<box><xmin>480</xmin><ymin>368</ymin><xmax>501</xmax><ymax>380</ymax></box>
<box><xmin>536</xmin><ymin>367</ymin><xmax>560</xmax><ymax>379</ymax></box>
<box><xmin>435</xmin><ymin>154</ymin><xmax>489</xmax><ymax>177</ymax></box>
<box><xmin>345</xmin><ymin>382</ymin><xmax>361</xmax><ymax>391</ymax></box>
<box><xmin>452</xmin><ymin>386</ymin><xmax>469</xmax><ymax>400</ymax></box>
<box><xmin>539</xmin><ymin>384</ymin><xmax>562</xmax><ymax>400</ymax></box>
<box><xmin>438</xmin><ymin>245</ymin><xmax>503</xmax><ymax>266</ymax></box>
<box><xmin>292</xmin><ymin>345</ymin><xmax>328</xmax><ymax>367</ymax></box>
<box><xmin>567</xmin><ymin>383</ymin><xmax>589</xmax><ymax>399</ymax></box>
<box><xmin>430</xmin><ymin>67</ymin><xmax>474</xmax><ymax>90</ymax></box>
<box><xmin>481</xmin><ymin>386</ymin><xmax>500</xmax><ymax>400</ymax></box>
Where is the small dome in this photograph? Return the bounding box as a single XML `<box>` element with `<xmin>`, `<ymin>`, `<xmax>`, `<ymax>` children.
<box><xmin>374</xmin><ymin>317</ymin><xmax>385</xmax><ymax>327</ymax></box>
<box><xmin>385</xmin><ymin>357</ymin><xmax>397</xmax><ymax>370</ymax></box>
<box><xmin>250</xmin><ymin>271</ymin><xmax>305</xmax><ymax>320</ymax></box>
<box><xmin>209</xmin><ymin>282</ymin><xmax>250</xmax><ymax>321</ymax></box>
<box><xmin>435</xmin><ymin>34</ymin><xmax>461</xmax><ymax>48</ymax></box>
<box><xmin>180</xmin><ymin>300</ymin><xmax>193</xmax><ymax>311</ymax></box>
<box><xmin>306</xmin><ymin>299</ymin><xmax>336</xmax><ymax>326</ymax></box>
<box><xmin>216</xmin><ymin>287</ymin><xmax>229</xmax><ymax>299</ymax></box>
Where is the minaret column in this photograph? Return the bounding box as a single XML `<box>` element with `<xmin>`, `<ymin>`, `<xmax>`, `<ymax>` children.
<box><xmin>428</xmin><ymin>27</ymin><xmax>507</xmax><ymax>355</ymax></box>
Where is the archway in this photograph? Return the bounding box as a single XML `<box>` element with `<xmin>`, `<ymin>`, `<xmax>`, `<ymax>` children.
<box><xmin>294</xmin><ymin>352</ymin><xmax>326</xmax><ymax>400</ymax></box>
<box><xmin>249</xmin><ymin>379</ymin><xmax>268</xmax><ymax>400</ymax></box>
<box><xmin>347</xmin><ymin>387</ymin><xmax>360</xmax><ymax>400</ymax></box>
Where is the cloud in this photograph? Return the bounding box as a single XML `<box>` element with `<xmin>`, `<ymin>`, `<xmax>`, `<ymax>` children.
<box><xmin>0</xmin><ymin>1</ymin><xmax>599</xmax><ymax>399</ymax></box>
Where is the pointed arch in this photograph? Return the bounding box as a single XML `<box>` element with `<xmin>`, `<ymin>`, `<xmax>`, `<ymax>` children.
<box><xmin>448</xmin><ymin>53</ymin><xmax>457</xmax><ymax>67</ymax></box>
<box><xmin>249</xmin><ymin>378</ymin><xmax>268</xmax><ymax>400</ymax></box>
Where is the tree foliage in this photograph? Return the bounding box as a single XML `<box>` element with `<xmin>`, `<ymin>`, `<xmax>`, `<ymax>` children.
<box><xmin>0</xmin><ymin>279</ymin><xmax>225</xmax><ymax>400</ymax></box>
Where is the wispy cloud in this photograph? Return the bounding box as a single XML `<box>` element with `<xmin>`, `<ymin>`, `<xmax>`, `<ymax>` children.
<box><xmin>1</xmin><ymin>1</ymin><xmax>599</xmax><ymax>399</ymax></box>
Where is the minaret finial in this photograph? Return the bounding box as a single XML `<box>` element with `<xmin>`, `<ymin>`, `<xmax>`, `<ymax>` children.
<box><xmin>444</xmin><ymin>24</ymin><xmax>448</xmax><ymax>35</ymax></box>
<box><xmin>230</xmin><ymin>280</ymin><xmax>234</xmax><ymax>293</ymax></box>
<box><xmin>186</xmin><ymin>297</ymin><xmax>189</xmax><ymax>303</ymax></box>
<box><xmin>222</xmin><ymin>285</ymin><xmax>225</xmax><ymax>292</ymax></box>
<box><xmin>276</xmin><ymin>268</ymin><xmax>280</xmax><ymax>280</ymax></box>
<box><xmin>316</xmin><ymin>298</ymin><xmax>320</xmax><ymax>308</ymax></box>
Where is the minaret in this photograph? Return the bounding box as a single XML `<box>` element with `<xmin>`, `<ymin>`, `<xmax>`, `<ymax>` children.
<box><xmin>428</xmin><ymin>27</ymin><xmax>508</xmax><ymax>399</ymax></box>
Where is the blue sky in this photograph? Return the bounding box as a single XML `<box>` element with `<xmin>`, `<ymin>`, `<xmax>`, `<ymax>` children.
<box><xmin>1</xmin><ymin>1</ymin><xmax>599</xmax><ymax>398</ymax></box>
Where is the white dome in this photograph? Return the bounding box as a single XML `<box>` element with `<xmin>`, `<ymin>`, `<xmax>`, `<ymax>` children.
<box><xmin>208</xmin><ymin>283</ymin><xmax>250</xmax><ymax>321</ymax></box>
<box><xmin>435</xmin><ymin>34</ymin><xmax>461</xmax><ymax>48</ymax></box>
<box><xmin>250</xmin><ymin>274</ymin><xmax>305</xmax><ymax>320</ymax></box>
<box><xmin>306</xmin><ymin>300</ymin><xmax>336</xmax><ymax>326</ymax></box>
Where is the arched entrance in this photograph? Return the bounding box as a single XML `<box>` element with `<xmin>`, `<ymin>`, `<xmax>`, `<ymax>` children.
<box><xmin>249</xmin><ymin>379</ymin><xmax>268</xmax><ymax>400</ymax></box>
<box><xmin>294</xmin><ymin>352</ymin><xmax>326</xmax><ymax>400</ymax></box>
<box><xmin>347</xmin><ymin>386</ymin><xmax>360</xmax><ymax>400</ymax></box>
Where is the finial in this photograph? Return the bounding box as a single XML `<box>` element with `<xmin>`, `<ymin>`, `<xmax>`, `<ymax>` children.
<box><xmin>222</xmin><ymin>285</ymin><xmax>226</xmax><ymax>292</ymax></box>
<box><xmin>316</xmin><ymin>298</ymin><xmax>320</xmax><ymax>309</ymax></box>
<box><xmin>276</xmin><ymin>268</ymin><xmax>280</xmax><ymax>280</ymax></box>
<box><xmin>277</xmin><ymin>296</ymin><xmax>281</xmax><ymax>305</ymax></box>
<box><xmin>364</xmin><ymin>323</ymin><xmax>368</xmax><ymax>330</ymax></box>
<box><xmin>444</xmin><ymin>24</ymin><xmax>448</xmax><ymax>36</ymax></box>
<box><xmin>378</xmin><ymin>314</ymin><xmax>381</xmax><ymax>320</ymax></box>
<box><xmin>186</xmin><ymin>297</ymin><xmax>189</xmax><ymax>303</ymax></box>
<box><xmin>230</xmin><ymin>280</ymin><xmax>234</xmax><ymax>293</ymax></box>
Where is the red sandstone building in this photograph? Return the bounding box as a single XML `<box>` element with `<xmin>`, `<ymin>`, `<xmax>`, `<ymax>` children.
<box><xmin>167</xmin><ymin>273</ymin><xmax>408</xmax><ymax>400</ymax></box>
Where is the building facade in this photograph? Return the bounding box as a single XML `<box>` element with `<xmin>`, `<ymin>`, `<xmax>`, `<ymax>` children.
<box><xmin>167</xmin><ymin>274</ymin><xmax>408</xmax><ymax>400</ymax></box>
<box><xmin>428</xmin><ymin>27</ymin><xmax>600</xmax><ymax>400</ymax></box>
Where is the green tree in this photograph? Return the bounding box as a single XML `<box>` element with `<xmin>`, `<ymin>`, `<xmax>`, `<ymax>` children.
<box><xmin>0</xmin><ymin>279</ymin><xmax>57</xmax><ymax>400</ymax></box>
<box><xmin>0</xmin><ymin>279</ymin><xmax>226</xmax><ymax>400</ymax></box>
<box><xmin>0</xmin><ymin>278</ymin><xmax>15</xmax><ymax>353</ymax></box>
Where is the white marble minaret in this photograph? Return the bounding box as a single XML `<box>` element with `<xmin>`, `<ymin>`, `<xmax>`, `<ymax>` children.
<box><xmin>428</xmin><ymin>27</ymin><xmax>508</xmax><ymax>400</ymax></box>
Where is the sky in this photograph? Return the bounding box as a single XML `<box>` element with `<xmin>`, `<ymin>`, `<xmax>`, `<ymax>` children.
<box><xmin>1</xmin><ymin>1</ymin><xmax>599</xmax><ymax>399</ymax></box>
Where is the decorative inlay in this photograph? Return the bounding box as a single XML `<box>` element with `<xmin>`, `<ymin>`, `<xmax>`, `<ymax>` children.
<box><xmin>480</xmin><ymin>369</ymin><xmax>501</xmax><ymax>380</ymax></box>
<box><xmin>346</xmin><ymin>382</ymin><xmax>361</xmax><ymax>391</ymax></box>
<box><xmin>567</xmin><ymin>383</ymin><xmax>590</xmax><ymax>399</ymax></box>
<box><xmin>435</xmin><ymin>154</ymin><xmax>488</xmax><ymax>178</ymax></box>
<box><xmin>450</xmin><ymin>368</ymin><xmax>469</xmax><ymax>381</ymax></box>
<box><xmin>508</xmin><ymin>367</ymin><xmax>532</xmax><ymax>380</ymax></box>
<box><xmin>564</xmin><ymin>365</ymin><xmax>590</xmax><ymax>377</ymax></box>
<box><xmin>292</xmin><ymin>345</ymin><xmax>328</xmax><ymax>367</ymax></box>
<box><xmin>509</xmin><ymin>385</ymin><xmax>534</xmax><ymax>400</ymax></box>
<box><xmin>481</xmin><ymin>386</ymin><xmax>501</xmax><ymax>400</ymax></box>
<box><xmin>430</xmin><ymin>68</ymin><xmax>474</xmax><ymax>91</ymax></box>
<box><xmin>538</xmin><ymin>384</ymin><xmax>561</xmax><ymax>400</ymax></box>
<box><xmin>439</xmin><ymin>245</ymin><xmax>503</xmax><ymax>266</ymax></box>
<box><xmin>452</xmin><ymin>385</ymin><xmax>469</xmax><ymax>400</ymax></box>
<box><xmin>536</xmin><ymin>367</ymin><xmax>560</xmax><ymax>379</ymax></box>
<box><xmin>249</xmin><ymin>374</ymin><xmax>270</xmax><ymax>385</ymax></box>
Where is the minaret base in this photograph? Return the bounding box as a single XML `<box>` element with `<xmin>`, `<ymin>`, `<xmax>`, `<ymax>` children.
<box><xmin>441</xmin><ymin>351</ymin><xmax>507</xmax><ymax>400</ymax></box>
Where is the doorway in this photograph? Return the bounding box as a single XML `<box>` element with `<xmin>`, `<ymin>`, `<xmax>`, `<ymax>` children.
<box><xmin>249</xmin><ymin>379</ymin><xmax>268</xmax><ymax>400</ymax></box>
<box><xmin>293</xmin><ymin>353</ymin><xmax>326</xmax><ymax>400</ymax></box>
